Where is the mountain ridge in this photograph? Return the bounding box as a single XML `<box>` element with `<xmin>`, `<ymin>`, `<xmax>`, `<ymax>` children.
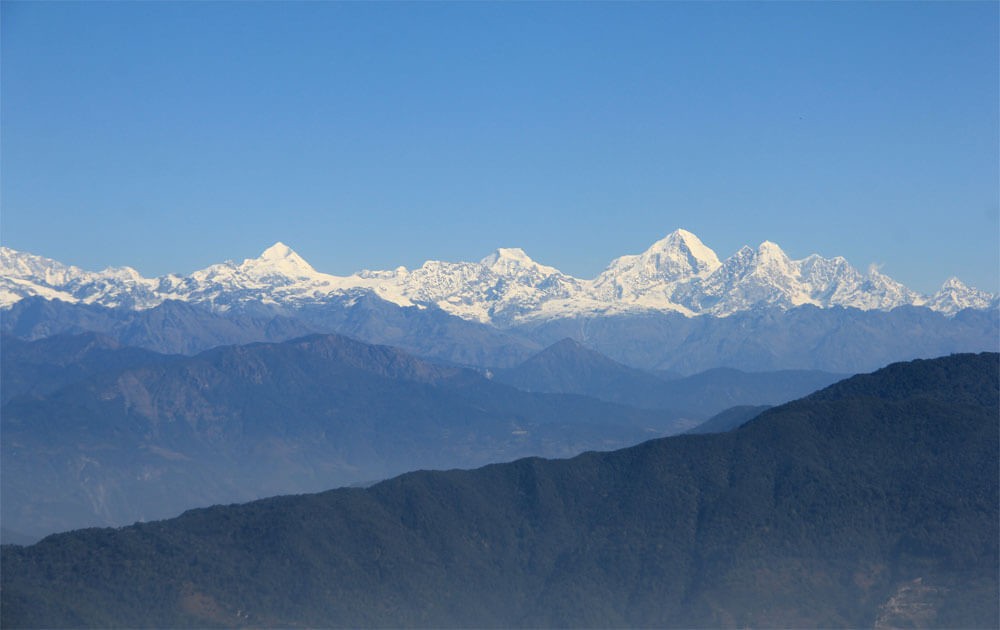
<box><xmin>492</xmin><ymin>338</ymin><xmax>845</xmax><ymax>416</ymax></box>
<box><xmin>1</xmin><ymin>332</ymin><xmax>694</xmax><ymax>538</ymax></box>
<box><xmin>3</xmin><ymin>352</ymin><xmax>996</xmax><ymax>627</ymax></box>
<box><xmin>3</xmin><ymin>229</ymin><xmax>995</xmax><ymax>325</ymax></box>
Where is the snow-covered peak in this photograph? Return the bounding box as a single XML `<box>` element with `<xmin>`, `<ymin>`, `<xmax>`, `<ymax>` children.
<box><xmin>480</xmin><ymin>247</ymin><xmax>532</xmax><ymax>267</ymax></box>
<box><xmin>756</xmin><ymin>240</ymin><xmax>788</xmax><ymax>261</ymax></box>
<box><xmin>748</xmin><ymin>241</ymin><xmax>798</xmax><ymax>278</ymax></box>
<box><xmin>259</xmin><ymin>242</ymin><xmax>296</xmax><ymax>261</ymax></box>
<box><xmin>847</xmin><ymin>265</ymin><xmax>924</xmax><ymax>310</ymax></box>
<box><xmin>1</xmin><ymin>246</ymin><xmax>85</xmax><ymax>283</ymax></box>
<box><xmin>715</xmin><ymin>241</ymin><xmax>795</xmax><ymax>278</ymax></box>
<box><xmin>940</xmin><ymin>276</ymin><xmax>968</xmax><ymax>291</ymax></box>
<box><xmin>688</xmin><ymin>240</ymin><xmax>807</xmax><ymax>314</ymax></box>
<box><xmin>583</xmin><ymin>230</ymin><xmax>721</xmax><ymax>314</ymax></box>
<box><xmin>591</xmin><ymin>229</ymin><xmax>720</xmax><ymax>304</ymax></box>
<box><xmin>926</xmin><ymin>276</ymin><xmax>997</xmax><ymax>315</ymax></box>
<box><xmin>99</xmin><ymin>266</ymin><xmax>146</xmax><ymax>282</ymax></box>
<box><xmin>0</xmin><ymin>247</ymin><xmax>163</xmax><ymax>309</ymax></box>
<box><xmin>635</xmin><ymin>229</ymin><xmax>722</xmax><ymax>278</ymax></box>
<box><xmin>479</xmin><ymin>247</ymin><xmax>561</xmax><ymax>277</ymax></box>
<box><xmin>243</xmin><ymin>242</ymin><xmax>317</xmax><ymax>277</ymax></box>
<box><xmin>2</xmin><ymin>233</ymin><xmax>995</xmax><ymax>322</ymax></box>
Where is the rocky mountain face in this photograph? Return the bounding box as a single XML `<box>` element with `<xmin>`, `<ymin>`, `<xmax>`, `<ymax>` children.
<box><xmin>3</xmin><ymin>230</ymin><xmax>995</xmax><ymax>326</ymax></box>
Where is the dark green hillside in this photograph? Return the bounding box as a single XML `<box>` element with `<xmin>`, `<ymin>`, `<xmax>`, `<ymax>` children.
<box><xmin>657</xmin><ymin>366</ymin><xmax>845</xmax><ymax>416</ymax></box>
<box><xmin>3</xmin><ymin>353</ymin><xmax>997</xmax><ymax>628</ymax></box>
<box><xmin>685</xmin><ymin>404</ymin><xmax>770</xmax><ymax>434</ymax></box>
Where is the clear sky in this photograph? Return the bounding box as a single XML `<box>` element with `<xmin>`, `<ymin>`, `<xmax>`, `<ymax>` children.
<box><xmin>2</xmin><ymin>1</ymin><xmax>997</xmax><ymax>294</ymax></box>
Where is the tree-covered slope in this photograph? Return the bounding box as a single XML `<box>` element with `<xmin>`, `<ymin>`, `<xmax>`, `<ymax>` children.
<box><xmin>685</xmin><ymin>404</ymin><xmax>771</xmax><ymax>434</ymax></box>
<box><xmin>2</xmin><ymin>353</ymin><xmax>997</xmax><ymax>628</ymax></box>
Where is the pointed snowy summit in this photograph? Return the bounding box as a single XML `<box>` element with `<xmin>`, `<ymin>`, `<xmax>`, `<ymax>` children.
<box><xmin>245</xmin><ymin>242</ymin><xmax>318</xmax><ymax>276</ymax></box>
<box><xmin>257</xmin><ymin>241</ymin><xmax>311</xmax><ymax>266</ymax></box>
<box><xmin>940</xmin><ymin>276</ymin><xmax>969</xmax><ymax>291</ymax></box>
<box><xmin>2</xmin><ymin>231</ymin><xmax>996</xmax><ymax>320</ymax></box>
<box><xmin>715</xmin><ymin>241</ymin><xmax>794</xmax><ymax>279</ymax></box>
<box><xmin>259</xmin><ymin>242</ymin><xmax>297</xmax><ymax>260</ymax></box>
<box><xmin>756</xmin><ymin>240</ymin><xmax>790</xmax><ymax>261</ymax></box>
<box><xmin>926</xmin><ymin>276</ymin><xmax>996</xmax><ymax>314</ymax></box>
<box><xmin>640</xmin><ymin>229</ymin><xmax>722</xmax><ymax>277</ymax></box>
<box><xmin>599</xmin><ymin>228</ymin><xmax>721</xmax><ymax>287</ymax></box>
<box><xmin>480</xmin><ymin>247</ymin><xmax>561</xmax><ymax>276</ymax></box>
<box><xmin>480</xmin><ymin>247</ymin><xmax>535</xmax><ymax>267</ymax></box>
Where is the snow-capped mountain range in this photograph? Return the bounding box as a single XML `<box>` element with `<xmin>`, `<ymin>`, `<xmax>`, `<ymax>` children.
<box><xmin>1</xmin><ymin>230</ymin><xmax>995</xmax><ymax>326</ymax></box>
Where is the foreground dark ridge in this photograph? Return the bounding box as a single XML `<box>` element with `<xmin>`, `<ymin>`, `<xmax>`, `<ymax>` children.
<box><xmin>2</xmin><ymin>353</ymin><xmax>997</xmax><ymax>628</ymax></box>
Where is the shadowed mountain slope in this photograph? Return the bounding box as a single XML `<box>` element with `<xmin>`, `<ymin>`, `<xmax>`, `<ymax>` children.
<box><xmin>513</xmin><ymin>306</ymin><xmax>999</xmax><ymax>373</ymax></box>
<box><xmin>685</xmin><ymin>404</ymin><xmax>771</xmax><ymax>434</ymax></box>
<box><xmin>5</xmin><ymin>296</ymin><xmax>997</xmax><ymax>376</ymax></box>
<box><xmin>291</xmin><ymin>292</ymin><xmax>542</xmax><ymax>367</ymax></box>
<box><xmin>1</xmin><ymin>294</ymin><xmax>542</xmax><ymax>368</ymax></box>
<box><xmin>1</xmin><ymin>333</ymin><xmax>181</xmax><ymax>404</ymax></box>
<box><xmin>3</xmin><ymin>353</ymin><xmax>996</xmax><ymax>628</ymax></box>
<box><xmin>1</xmin><ymin>297</ymin><xmax>315</xmax><ymax>355</ymax></box>
<box><xmin>494</xmin><ymin>338</ymin><xmax>845</xmax><ymax>416</ymax></box>
<box><xmin>491</xmin><ymin>337</ymin><xmax>689</xmax><ymax>411</ymax></box>
<box><xmin>2</xmin><ymin>333</ymin><xmax>690</xmax><ymax>539</ymax></box>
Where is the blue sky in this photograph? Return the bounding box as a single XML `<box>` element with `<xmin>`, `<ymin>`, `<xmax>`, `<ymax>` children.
<box><xmin>2</xmin><ymin>1</ymin><xmax>997</xmax><ymax>294</ymax></box>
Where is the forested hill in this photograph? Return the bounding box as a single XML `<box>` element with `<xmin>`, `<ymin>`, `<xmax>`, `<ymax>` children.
<box><xmin>3</xmin><ymin>352</ymin><xmax>997</xmax><ymax>628</ymax></box>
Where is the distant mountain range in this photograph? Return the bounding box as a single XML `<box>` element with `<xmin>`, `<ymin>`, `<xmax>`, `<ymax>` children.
<box><xmin>514</xmin><ymin>305</ymin><xmax>999</xmax><ymax>374</ymax></box>
<box><xmin>5</xmin><ymin>233</ymin><xmax>996</xmax><ymax>627</ymax></box>
<box><xmin>4</xmin><ymin>352</ymin><xmax>996</xmax><ymax>628</ymax></box>
<box><xmin>4</xmin><ymin>292</ymin><xmax>996</xmax><ymax>376</ymax></box>
<box><xmin>4</xmin><ymin>230</ymin><xmax>997</xmax><ymax>375</ymax></box>
<box><xmin>2</xmin><ymin>332</ymin><xmax>851</xmax><ymax>540</ymax></box>
<box><xmin>491</xmin><ymin>337</ymin><xmax>844</xmax><ymax>416</ymax></box>
<box><xmin>0</xmin><ymin>332</ymin><xmax>690</xmax><ymax>540</ymax></box>
<box><xmin>3</xmin><ymin>229</ymin><xmax>996</xmax><ymax>325</ymax></box>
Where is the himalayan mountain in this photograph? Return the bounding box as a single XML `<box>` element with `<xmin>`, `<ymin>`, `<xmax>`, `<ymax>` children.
<box><xmin>2</xmin><ymin>229</ymin><xmax>995</xmax><ymax>325</ymax></box>
<box><xmin>2</xmin><ymin>230</ymin><xmax>997</xmax><ymax>376</ymax></box>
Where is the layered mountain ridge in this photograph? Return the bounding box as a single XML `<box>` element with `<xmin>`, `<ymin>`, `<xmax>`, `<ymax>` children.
<box><xmin>1</xmin><ymin>331</ymin><xmax>702</xmax><ymax>539</ymax></box>
<box><xmin>4</xmin><ymin>352</ymin><xmax>997</xmax><ymax>627</ymax></box>
<box><xmin>2</xmin><ymin>230</ymin><xmax>995</xmax><ymax>326</ymax></box>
